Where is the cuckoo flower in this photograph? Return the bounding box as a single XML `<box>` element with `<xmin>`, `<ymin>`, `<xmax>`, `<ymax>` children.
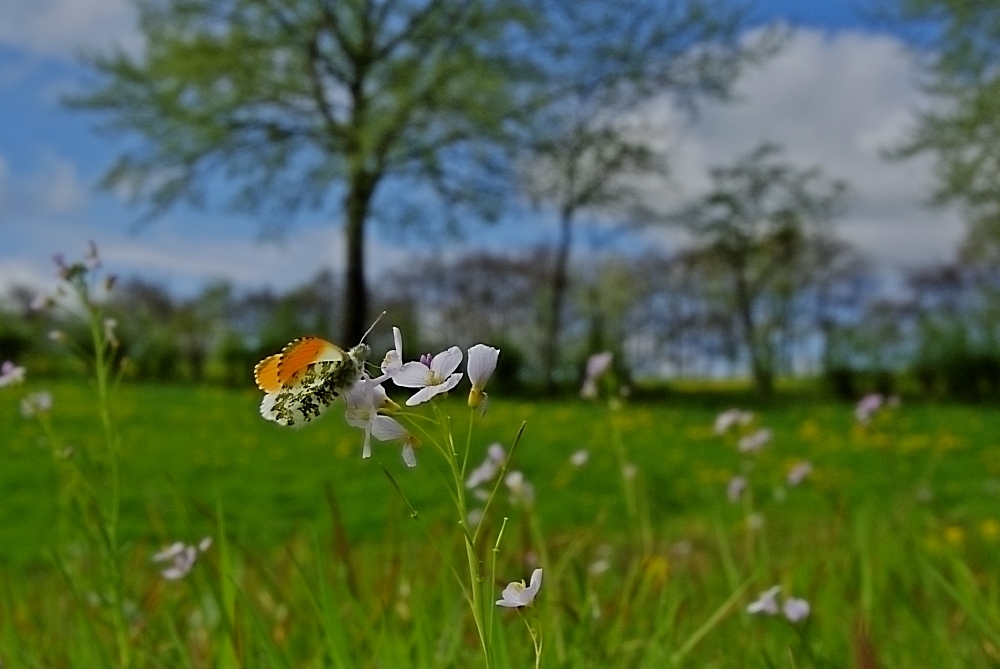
<box><xmin>393</xmin><ymin>346</ymin><xmax>463</xmax><ymax>406</ymax></box>
<box><xmin>466</xmin><ymin>344</ymin><xmax>500</xmax><ymax>412</ymax></box>
<box><xmin>0</xmin><ymin>361</ymin><xmax>26</xmax><ymax>388</ymax></box>
<box><xmin>747</xmin><ymin>586</ymin><xmax>781</xmax><ymax>615</ymax></box>
<box><xmin>496</xmin><ymin>568</ymin><xmax>543</xmax><ymax>608</ymax></box>
<box><xmin>380</xmin><ymin>327</ymin><xmax>404</xmax><ymax>377</ymax></box>
<box><xmin>344</xmin><ymin>378</ymin><xmax>409</xmax><ymax>460</ymax></box>
<box><xmin>783</xmin><ymin>597</ymin><xmax>811</xmax><ymax>623</ymax></box>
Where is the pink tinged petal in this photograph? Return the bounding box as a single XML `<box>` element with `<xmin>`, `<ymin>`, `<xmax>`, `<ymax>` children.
<box><xmin>467</xmin><ymin>344</ymin><xmax>500</xmax><ymax>389</ymax></box>
<box><xmin>153</xmin><ymin>542</ymin><xmax>186</xmax><ymax>562</ymax></box>
<box><xmin>783</xmin><ymin>598</ymin><xmax>810</xmax><ymax>623</ymax></box>
<box><xmin>487</xmin><ymin>443</ymin><xmax>506</xmax><ymax>463</ymax></box>
<box><xmin>747</xmin><ymin>586</ymin><xmax>781</xmax><ymax>615</ymax></box>
<box><xmin>430</xmin><ymin>346</ymin><xmax>463</xmax><ymax>377</ymax></box>
<box><xmin>393</xmin><ymin>361</ymin><xmax>434</xmax><ymax>388</ymax></box>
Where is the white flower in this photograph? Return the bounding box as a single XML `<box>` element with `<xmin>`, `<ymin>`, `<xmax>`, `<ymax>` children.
<box><xmin>747</xmin><ymin>586</ymin><xmax>781</xmax><ymax>615</ymax></box>
<box><xmin>467</xmin><ymin>344</ymin><xmax>500</xmax><ymax>411</ymax></box>
<box><xmin>344</xmin><ymin>379</ymin><xmax>411</xmax><ymax>460</ymax></box>
<box><xmin>487</xmin><ymin>443</ymin><xmax>506</xmax><ymax>462</ymax></box>
<box><xmin>21</xmin><ymin>392</ymin><xmax>53</xmax><ymax>418</ymax></box>
<box><xmin>738</xmin><ymin>428</ymin><xmax>772</xmax><ymax>454</ymax></box>
<box><xmin>465</xmin><ymin>443</ymin><xmax>507</xmax><ymax>488</ymax></box>
<box><xmin>393</xmin><ymin>347</ymin><xmax>464</xmax><ymax>406</ymax></box>
<box><xmin>622</xmin><ymin>463</ymin><xmax>637</xmax><ymax>480</ymax></box>
<box><xmin>381</xmin><ymin>327</ymin><xmax>404</xmax><ymax>376</ymax></box>
<box><xmin>747</xmin><ymin>512</ymin><xmax>765</xmax><ymax>530</ymax></box>
<box><xmin>0</xmin><ymin>361</ymin><xmax>26</xmax><ymax>388</ymax></box>
<box><xmin>580</xmin><ymin>351</ymin><xmax>613</xmax><ymax>398</ymax></box>
<box><xmin>588</xmin><ymin>559</ymin><xmax>610</xmax><ymax>575</ymax></box>
<box><xmin>586</xmin><ymin>351</ymin><xmax>613</xmax><ymax>379</ymax></box>
<box><xmin>496</xmin><ymin>568</ymin><xmax>543</xmax><ymax>608</ymax></box>
<box><xmin>505</xmin><ymin>470</ymin><xmax>535</xmax><ymax>505</ymax></box>
<box><xmin>714</xmin><ymin>409</ymin><xmax>753</xmax><ymax>435</ymax></box>
<box><xmin>48</xmin><ymin>330</ymin><xmax>67</xmax><ymax>343</ymax></box>
<box><xmin>104</xmin><ymin>318</ymin><xmax>119</xmax><ymax>347</ymax></box>
<box><xmin>569</xmin><ymin>449</ymin><xmax>589</xmax><ymax>467</ymax></box>
<box><xmin>787</xmin><ymin>461</ymin><xmax>813</xmax><ymax>486</ymax></box>
<box><xmin>783</xmin><ymin>597</ymin><xmax>810</xmax><ymax>623</ymax></box>
<box><xmin>30</xmin><ymin>293</ymin><xmax>54</xmax><ymax>311</ymax></box>
<box><xmin>466</xmin><ymin>460</ymin><xmax>498</xmax><ymax>489</ymax></box>
<box><xmin>855</xmin><ymin>393</ymin><xmax>884</xmax><ymax>424</ymax></box>
<box><xmin>727</xmin><ymin>475</ymin><xmax>747</xmax><ymax>503</ymax></box>
<box><xmin>152</xmin><ymin>538</ymin><xmax>211</xmax><ymax>581</ymax></box>
<box><xmin>467</xmin><ymin>508</ymin><xmax>484</xmax><ymax>527</ymax></box>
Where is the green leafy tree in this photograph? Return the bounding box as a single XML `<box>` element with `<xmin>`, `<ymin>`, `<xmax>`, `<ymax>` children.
<box><xmin>888</xmin><ymin>0</ymin><xmax>1000</xmax><ymax>261</ymax></box>
<box><xmin>520</xmin><ymin>0</ymin><xmax>780</xmax><ymax>392</ymax></box>
<box><xmin>669</xmin><ymin>144</ymin><xmax>847</xmax><ymax>396</ymax></box>
<box><xmin>70</xmin><ymin>0</ymin><xmax>532</xmax><ymax>342</ymax></box>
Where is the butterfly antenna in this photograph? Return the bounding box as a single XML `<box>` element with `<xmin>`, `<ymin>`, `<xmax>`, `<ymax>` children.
<box><xmin>360</xmin><ymin>311</ymin><xmax>387</xmax><ymax>344</ymax></box>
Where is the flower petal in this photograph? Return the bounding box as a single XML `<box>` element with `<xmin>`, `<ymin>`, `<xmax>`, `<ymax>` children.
<box><xmin>393</xmin><ymin>361</ymin><xmax>434</xmax><ymax>388</ymax></box>
<box><xmin>430</xmin><ymin>346</ymin><xmax>463</xmax><ymax>377</ymax></box>
<box><xmin>405</xmin><ymin>385</ymin><xmax>439</xmax><ymax>406</ymax></box>
<box><xmin>371</xmin><ymin>415</ymin><xmax>408</xmax><ymax>441</ymax></box>
<box><xmin>401</xmin><ymin>443</ymin><xmax>417</xmax><ymax>468</ymax></box>
<box><xmin>467</xmin><ymin>344</ymin><xmax>500</xmax><ymax>388</ymax></box>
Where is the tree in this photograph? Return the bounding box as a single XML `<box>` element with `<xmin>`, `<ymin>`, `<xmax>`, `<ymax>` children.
<box><xmin>669</xmin><ymin>144</ymin><xmax>847</xmax><ymax>395</ymax></box>
<box><xmin>888</xmin><ymin>0</ymin><xmax>1000</xmax><ymax>260</ymax></box>
<box><xmin>70</xmin><ymin>0</ymin><xmax>532</xmax><ymax>343</ymax></box>
<box><xmin>519</xmin><ymin>0</ymin><xmax>780</xmax><ymax>392</ymax></box>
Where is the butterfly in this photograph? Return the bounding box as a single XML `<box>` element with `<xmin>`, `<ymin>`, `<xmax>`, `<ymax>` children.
<box><xmin>254</xmin><ymin>336</ymin><xmax>371</xmax><ymax>427</ymax></box>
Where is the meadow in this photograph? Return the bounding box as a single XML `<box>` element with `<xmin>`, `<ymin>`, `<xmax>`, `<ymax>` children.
<box><xmin>2</xmin><ymin>372</ymin><xmax>1000</xmax><ymax>667</ymax></box>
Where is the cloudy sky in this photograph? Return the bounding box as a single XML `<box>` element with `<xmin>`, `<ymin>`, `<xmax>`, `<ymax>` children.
<box><xmin>0</xmin><ymin>0</ymin><xmax>962</xmax><ymax>298</ymax></box>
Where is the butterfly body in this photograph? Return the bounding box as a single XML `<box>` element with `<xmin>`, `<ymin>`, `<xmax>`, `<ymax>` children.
<box><xmin>255</xmin><ymin>338</ymin><xmax>370</xmax><ymax>427</ymax></box>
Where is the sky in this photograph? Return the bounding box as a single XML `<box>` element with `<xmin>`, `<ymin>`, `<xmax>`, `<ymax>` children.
<box><xmin>0</xmin><ymin>0</ymin><xmax>963</xmax><ymax>300</ymax></box>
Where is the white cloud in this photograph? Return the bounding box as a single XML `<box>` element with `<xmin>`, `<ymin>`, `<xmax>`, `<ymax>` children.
<box><xmin>38</xmin><ymin>153</ymin><xmax>87</xmax><ymax>213</ymax></box>
<box><xmin>646</xmin><ymin>28</ymin><xmax>964</xmax><ymax>268</ymax></box>
<box><xmin>1</xmin><ymin>218</ymin><xmax>411</xmax><ymax>298</ymax></box>
<box><xmin>0</xmin><ymin>0</ymin><xmax>138</xmax><ymax>59</ymax></box>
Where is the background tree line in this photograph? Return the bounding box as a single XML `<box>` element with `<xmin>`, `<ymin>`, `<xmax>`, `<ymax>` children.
<box><xmin>7</xmin><ymin>0</ymin><xmax>1000</xmax><ymax>398</ymax></box>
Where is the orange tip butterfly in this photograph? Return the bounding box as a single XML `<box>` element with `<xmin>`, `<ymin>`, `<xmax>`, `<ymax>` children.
<box><xmin>255</xmin><ymin>313</ymin><xmax>384</xmax><ymax>427</ymax></box>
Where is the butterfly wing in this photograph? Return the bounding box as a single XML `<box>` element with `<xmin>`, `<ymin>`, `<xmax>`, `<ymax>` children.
<box><xmin>261</xmin><ymin>359</ymin><xmax>357</xmax><ymax>427</ymax></box>
<box><xmin>254</xmin><ymin>354</ymin><xmax>282</xmax><ymax>393</ymax></box>
<box><xmin>277</xmin><ymin>337</ymin><xmax>345</xmax><ymax>386</ymax></box>
<box><xmin>257</xmin><ymin>337</ymin><xmax>365</xmax><ymax>428</ymax></box>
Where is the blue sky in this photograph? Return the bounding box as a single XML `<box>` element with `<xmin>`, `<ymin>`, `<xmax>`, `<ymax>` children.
<box><xmin>0</xmin><ymin>0</ymin><xmax>963</xmax><ymax>299</ymax></box>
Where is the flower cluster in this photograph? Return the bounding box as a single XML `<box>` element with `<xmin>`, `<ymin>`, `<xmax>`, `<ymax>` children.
<box><xmin>580</xmin><ymin>351</ymin><xmax>613</xmax><ymax>399</ymax></box>
<box><xmin>714</xmin><ymin>408</ymin><xmax>754</xmax><ymax>435</ymax></box>
<box><xmin>0</xmin><ymin>361</ymin><xmax>26</xmax><ymax>388</ymax></box>
<box><xmin>747</xmin><ymin>585</ymin><xmax>810</xmax><ymax>623</ymax></box>
<box><xmin>855</xmin><ymin>392</ymin><xmax>901</xmax><ymax>425</ymax></box>
<box><xmin>267</xmin><ymin>327</ymin><xmax>502</xmax><ymax>467</ymax></box>
<box><xmin>152</xmin><ymin>537</ymin><xmax>212</xmax><ymax>580</ymax></box>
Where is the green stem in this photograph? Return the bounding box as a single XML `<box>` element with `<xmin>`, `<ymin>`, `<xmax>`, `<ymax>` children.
<box><xmin>84</xmin><ymin>288</ymin><xmax>130</xmax><ymax>669</ymax></box>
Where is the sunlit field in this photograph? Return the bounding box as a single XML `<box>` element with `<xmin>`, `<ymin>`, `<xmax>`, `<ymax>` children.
<box><xmin>3</xmin><ymin>374</ymin><xmax>1000</xmax><ymax>666</ymax></box>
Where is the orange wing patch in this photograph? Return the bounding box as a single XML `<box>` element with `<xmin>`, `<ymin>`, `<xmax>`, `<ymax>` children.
<box><xmin>254</xmin><ymin>354</ymin><xmax>282</xmax><ymax>393</ymax></box>
<box><xmin>276</xmin><ymin>337</ymin><xmax>344</xmax><ymax>386</ymax></box>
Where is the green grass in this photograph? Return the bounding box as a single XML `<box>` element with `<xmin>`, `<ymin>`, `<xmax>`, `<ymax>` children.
<box><xmin>2</xmin><ymin>380</ymin><xmax>1000</xmax><ymax>666</ymax></box>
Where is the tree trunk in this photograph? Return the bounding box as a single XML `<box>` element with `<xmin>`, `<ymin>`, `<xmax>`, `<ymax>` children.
<box><xmin>541</xmin><ymin>207</ymin><xmax>574</xmax><ymax>394</ymax></box>
<box><xmin>734</xmin><ymin>270</ymin><xmax>773</xmax><ymax>397</ymax></box>
<box><xmin>342</xmin><ymin>175</ymin><xmax>374</xmax><ymax>345</ymax></box>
